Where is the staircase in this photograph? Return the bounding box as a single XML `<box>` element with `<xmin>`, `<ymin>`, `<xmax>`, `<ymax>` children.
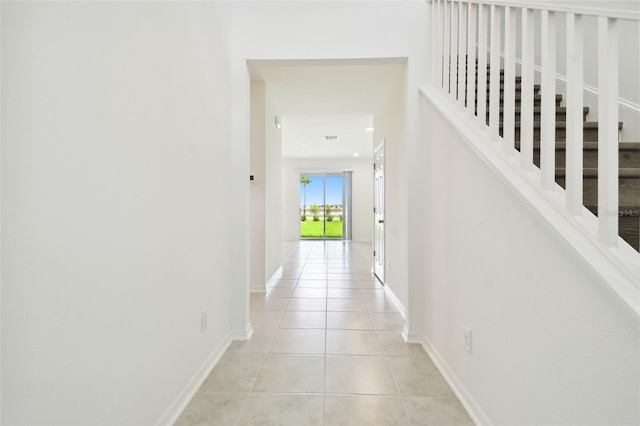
<box><xmin>474</xmin><ymin>68</ymin><xmax>640</xmax><ymax>251</ymax></box>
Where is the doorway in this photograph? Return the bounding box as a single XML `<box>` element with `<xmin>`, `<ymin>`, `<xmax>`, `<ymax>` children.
<box><xmin>299</xmin><ymin>172</ymin><xmax>352</xmax><ymax>240</ymax></box>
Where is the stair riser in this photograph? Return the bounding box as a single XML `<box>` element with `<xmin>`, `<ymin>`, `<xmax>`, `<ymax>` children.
<box><xmin>532</xmin><ymin>150</ymin><xmax>640</xmax><ymax>169</ymax></box>
<box><xmin>513</xmin><ymin>128</ymin><xmax>600</xmax><ymax>142</ymax></box>
<box><xmin>488</xmin><ymin>110</ymin><xmax>588</xmax><ymax>123</ymax></box>
<box><xmin>555</xmin><ymin>177</ymin><xmax>640</xmax><ymax>208</ymax></box>
<box><xmin>476</xmin><ymin>87</ymin><xmax>541</xmax><ymax>96</ymax></box>
<box><xmin>479</xmin><ymin>97</ymin><xmax>562</xmax><ymax>108</ymax></box>
<box><xmin>461</xmin><ymin>82</ymin><xmax>540</xmax><ymax>94</ymax></box>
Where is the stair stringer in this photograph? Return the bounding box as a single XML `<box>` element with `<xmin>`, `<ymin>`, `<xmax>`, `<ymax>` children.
<box><xmin>420</xmin><ymin>84</ymin><xmax>640</xmax><ymax>318</ymax></box>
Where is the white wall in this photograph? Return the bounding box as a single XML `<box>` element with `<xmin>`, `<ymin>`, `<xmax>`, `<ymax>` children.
<box><xmin>249</xmin><ymin>80</ymin><xmax>282</xmax><ymax>290</ymax></box>
<box><xmin>264</xmin><ymin>84</ymin><xmax>283</xmax><ymax>282</ymax></box>
<box><xmin>1</xmin><ymin>2</ymin><xmax>236</xmax><ymax>424</ymax></box>
<box><xmin>420</xmin><ymin>94</ymin><xmax>640</xmax><ymax>424</ymax></box>
<box><xmin>281</xmin><ymin>158</ymin><xmax>374</xmax><ymax>242</ymax></box>
<box><xmin>372</xmin><ymin>67</ymin><xmax>410</xmax><ymax>311</ymax></box>
<box><xmin>250</xmin><ymin>81</ymin><xmax>267</xmax><ymax>292</ymax></box>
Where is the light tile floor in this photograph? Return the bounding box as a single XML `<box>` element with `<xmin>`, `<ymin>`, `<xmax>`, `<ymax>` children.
<box><xmin>176</xmin><ymin>241</ymin><xmax>473</xmax><ymax>426</ymax></box>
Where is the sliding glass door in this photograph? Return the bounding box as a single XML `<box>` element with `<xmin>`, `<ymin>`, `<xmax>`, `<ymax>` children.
<box><xmin>299</xmin><ymin>172</ymin><xmax>352</xmax><ymax>240</ymax></box>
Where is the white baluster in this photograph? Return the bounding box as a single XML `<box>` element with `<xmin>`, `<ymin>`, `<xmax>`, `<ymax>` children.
<box><xmin>520</xmin><ymin>8</ymin><xmax>535</xmax><ymax>170</ymax></box>
<box><xmin>477</xmin><ymin>4</ymin><xmax>488</xmax><ymax>127</ymax></box>
<box><xmin>436</xmin><ymin>0</ymin><xmax>445</xmax><ymax>89</ymax></box>
<box><xmin>489</xmin><ymin>5</ymin><xmax>502</xmax><ymax>139</ymax></box>
<box><xmin>431</xmin><ymin>0</ymin><xmax>440</xmax><ymax>87</ymax></box>
<box><xmin>541</xmin><ymin>10</ymin><xmax>557</xmax><ymax>190</ymax></box>
<box><xmin>457</xmin><ymin>3</ymin><xmax>467</xmax><ymax>108</ymax></box>
<box><xmin>566</xmin><ymin>13</ymin><xmax>584</xmax><ymax>215</ymax></box>
<box><xmin>598</xmin><ymin>16</ymin><xmax>619</xmax><ymax>246</ymax></box>
<box><xmin>466</xmin><ymin>3</ymin><xmax>477</xmax><ymax>119</ymax></box>
<box><xmin>503</xmin><ymin>6</ymin><xmax>517</xmax><ymax>152</ymax></box>
<box><xmin>443</xmin><ymin>1</ymin><xmax>451</xmax><ymax>95</ymax></box>
<box><xmin>450</xmin><ymin>1</ymin><xmax>459</xmax><ymax>101</ymax></box>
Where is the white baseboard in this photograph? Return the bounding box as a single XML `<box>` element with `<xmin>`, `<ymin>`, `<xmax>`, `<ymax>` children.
<box><xmin>251</xmin><ymin>266</ymin><xmax>283</xmax><ymax>293</ymax></box>
<box><xmin>405</xmin><ymin>330</ymin><xmax>423</xmax><ymax>344</ymax></box>
<box><xmin>157</xmin><ymin>323</ymin><xmax>254</xmax><ymax>425</ymax></box>
<box><xmin>231</xmin><ymin>323</ymin><xmax>253</xmax><ymax>341</ymax></box>
<box><xmin>265</xmin><ymin>266</ymin><xmax>283</xmax><ymax>290</ymax></box>
<box><xmin>156</xmin><ymin>331</ymin><xmax>232</xmax><ymax>426</ymax></box>
<box><xmin>382</xmin><ymin>282</ymin><xmax>406</xmax><ymax>319</ymax></box>
<box><xmin>417</xmin><ymin>334</ymin><xmax>493</xmax><ymax>426</ymax></box>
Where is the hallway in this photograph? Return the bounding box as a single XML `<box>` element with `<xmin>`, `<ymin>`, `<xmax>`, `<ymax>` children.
<box><xmin>176</xmin><ymin>241</ymin><xmax>472</xmax><ymax>425</ymax></box>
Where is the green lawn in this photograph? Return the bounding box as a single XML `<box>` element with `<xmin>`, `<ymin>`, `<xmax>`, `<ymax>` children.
<box><xmin>300</xmin><ymin>220</ymin><xmax>343</xmax><ymax>238</ymax></box>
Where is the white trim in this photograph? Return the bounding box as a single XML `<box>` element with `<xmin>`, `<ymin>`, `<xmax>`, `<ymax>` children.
<box><xmin>156</xmin><ymin>331</ymin><xmax>233</xmax><ymax>426</ymax></box>
<box><xmin>619</xmin><ymin>97</ymin><xmax>640</xmax><ymax>115</ymax></box>
<box><xmin>265</xmin><ymin>266</ymin><xmax>283</xmax><ymax>289</ymax></box>
<box><xmin>539</xmin><ymin>66</ymin><xmax>640</xmax><ymax>116</ymax></box>
<box><xmin>231</xmin><ymin>323</ymin><xmax>254</xmax><ymax>341</ymax></box>
<box><xmin>418</xmin><ymin>333</ymin><xmax>494</xmax><ymax>426</ymax></box>
<box><xmin>405</xmin><ymin>331</ymin><xmax>424</xmax><ymax>344</ymax></box>
<box><xmin>420</xmin><ymin>84</ymin><xmax>640</xmax><ymax>317</ymax></box>
<box><xmin>383</xmin><ymin>282</ymin><xmax>406</xmax><ymax>319</ymax></box>
<box><xmin>511</xmin><ymin>57</ymin><xmax>640</xmax><ymax>141</ymax></box>
<box><xmin>251</xmin><ymin>266</ymin><xmax>283</xmax><ymax>293</ymax></box>
<box><xmin>158</xmin><ymin>324</ymin><xmax>254</xmax><ymax>425</ymax></box>
<box><xmin>580</xmin><ymin>82</ymin><xmax>640</xmax><ymax>116</ymax></box>
<box><xmin>489</xmin><ymin>52</ymin><xmax>640</xmax><ymax>117</ymax></box>
<box><xmin>504</xmin><ymin>56</ymin><xmax>640</xmax><ymax>116</ymax></box>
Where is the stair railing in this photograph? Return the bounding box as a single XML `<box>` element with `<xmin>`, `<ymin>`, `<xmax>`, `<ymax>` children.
<box><xmin>429</xmin><ymin>0</ymin><xmax>639</xmax><ymax>250</ymax></box>
<box><xmin>425</xmin><ymin>0</ymin><xmax>640</xmax><ymax>313</ymax></box>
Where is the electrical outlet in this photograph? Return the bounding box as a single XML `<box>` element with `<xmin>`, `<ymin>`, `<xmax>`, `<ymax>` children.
<box><xmin>386</xmin><ymin>259</ymin><xmax>391</xmax><ymax>270</ymax></box>
<box><xmin>201</xmin><ymin>308</ymin><xmax>208</xmax><ymax>332</ymax></box>
<box><xmin>463</xmin><ymin>327</ymin><xmax>472</xmax><ymax>353</ymax></box>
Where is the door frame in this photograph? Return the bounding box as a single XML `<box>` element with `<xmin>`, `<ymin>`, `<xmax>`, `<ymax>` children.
<box><xmin>373</xmin><ymin>141</ymin><xmax>385</xmax><ymax>284</ymax></box>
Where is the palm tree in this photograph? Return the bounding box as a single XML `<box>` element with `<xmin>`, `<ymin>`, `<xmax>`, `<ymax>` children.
<box><xmin>300</xmin><ymin>175</ymin><xmax>312</xmax><ymax>215</ymax></box>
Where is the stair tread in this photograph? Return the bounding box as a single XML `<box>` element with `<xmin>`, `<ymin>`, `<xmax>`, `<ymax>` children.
<box><xmin>497</xmin><ymin>107</ymin><xmax>589</xmax><ymax>113</ymax></box>
<box><xmin>476</xmin><ymin>83</ymin><xmax>541</xmax><ymax>89</ymax></box>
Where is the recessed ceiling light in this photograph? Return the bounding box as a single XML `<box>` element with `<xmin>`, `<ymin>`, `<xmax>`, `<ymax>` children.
<box><xmin>353</xmin><ymin>153</ymin><xmax>360</xmax><ymax>157</ymax></box>
<box><xmin>365</xmin><ymin>127</ymin><xmax>374</xmax><ymax>132</ymax></box>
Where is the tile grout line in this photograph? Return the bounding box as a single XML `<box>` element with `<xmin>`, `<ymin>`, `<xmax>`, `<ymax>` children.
<box><xmin>243</xmin><ymin>241</ymin><xmax>414</xmax><ymax>425</ymax></box>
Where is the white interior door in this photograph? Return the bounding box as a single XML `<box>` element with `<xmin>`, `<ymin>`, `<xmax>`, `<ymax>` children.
<box><xmin>374</xmin><ymin>142</ymin><xmax>385</xmax><ymax>284</ymax></box>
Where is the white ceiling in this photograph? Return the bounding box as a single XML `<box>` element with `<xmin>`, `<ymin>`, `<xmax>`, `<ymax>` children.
<box><xmin>281</xmin><ymin>114</ymin><xmax>373</xmax><ymax>159</ymax></box>
<box><xmin>249</xmin><ymin>59</ymin><xmax>406</xmax><ymax>159</ymax></box>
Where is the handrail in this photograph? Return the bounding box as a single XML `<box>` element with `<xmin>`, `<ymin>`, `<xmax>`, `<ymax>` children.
<box><xmin>437</xmin><ymin>0</ymin><xmax>640</xmax><ymax>21</ymax></box>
